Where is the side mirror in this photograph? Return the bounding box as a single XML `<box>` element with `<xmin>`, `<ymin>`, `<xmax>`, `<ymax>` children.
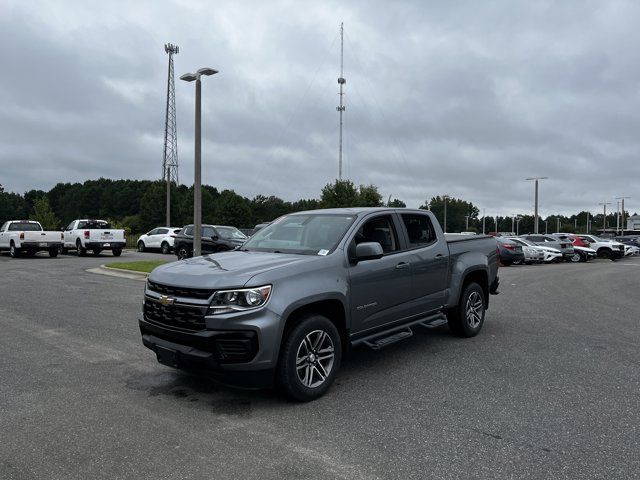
<box><xmin>212</xmin><ymin>235</ymin><xmax>219</xmax><ymax>241</ymax></box>
<box><xmin>355</xmin><ymin>242</ymin><xmax>384</xmax><ymax>262</ymax></box>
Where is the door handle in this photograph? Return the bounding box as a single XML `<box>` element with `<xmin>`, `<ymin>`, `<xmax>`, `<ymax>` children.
<box><xmin>435</xmin><ymin>253</ymin><xmax>444</xmax><ymax>259</ymax></box>
<box><xmin>395</xmin><ymin>262</ymin><xmax>410</xmax><ymax>269</ymax></box>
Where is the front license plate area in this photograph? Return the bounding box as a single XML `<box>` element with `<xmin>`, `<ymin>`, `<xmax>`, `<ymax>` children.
<box><xmin>156</xmin><ymin>346</ymin><xmax>179</xmax><ymax>367</ymax></box>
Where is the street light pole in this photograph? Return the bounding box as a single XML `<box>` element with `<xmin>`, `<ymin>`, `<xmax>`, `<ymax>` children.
<box><xmin>526</xmin><ymin>177</ymin><xmax>548</xmax><ymax>234</ymax></box>
<box><xmin>180</xmin><ymin>67</ymin><xmax>218</xmax><ymax>257</ymax></box>
<box><xmin>464</xmin><ymin>215</ymin><xmax>469</xmax><ymax>231</ymax></box>
<box><xmin>442</xmin><ymin>195</ymin><xmax>449</xmax><ymax>233</ymax></box>
<box><xmin>598</xmin><ymin>202</ymin><xmax>611</xmax><ymax>234</ymax></box>
<box><xmin>615</xmin><ymin>196</ymin><xmax>631</xmax><ymax>235</ymax></box>
<box><xmin>482</xmin><ymin>208</ymin><xmax>486</xmax><ymax>234</ymax></box>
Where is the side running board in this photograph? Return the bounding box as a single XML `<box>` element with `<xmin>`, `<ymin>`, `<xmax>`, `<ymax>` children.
<box><xmin>356</xmin><ymin>313</ymin><xmax>449</xmax><ymax>350</ymax></box>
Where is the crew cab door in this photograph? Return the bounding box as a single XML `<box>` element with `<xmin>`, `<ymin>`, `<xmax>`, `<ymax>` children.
<box><xmin>397</xmin><ymin>212</ymin><xmax>449</xmax><ymax>313</ymax></box>
<box><xmin>347</xmin><ymin>214</ymin><xmax>414</xmax><ymax>335</ymax></box>
<box><xmin>0</xmin><ymin>222</ymin><xmax>8</xmax><ymax>248</ymax></box>
<box><xmin>63</xmin><ymin>221</ymin><xmax>76</xmax><ymax>247</ymax></box>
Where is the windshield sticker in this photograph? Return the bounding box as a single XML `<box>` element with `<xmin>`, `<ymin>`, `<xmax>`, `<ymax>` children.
<box><xmin>317</xmin><ymin>249</ymin><xmax>329</xmax><ymax>256</ymax></box>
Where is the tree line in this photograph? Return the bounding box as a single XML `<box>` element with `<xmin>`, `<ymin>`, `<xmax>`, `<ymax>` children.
<box><xmin>0</xmin><ymin>180</ymin><xmax>632</xmax><ymax>234</ymax></box>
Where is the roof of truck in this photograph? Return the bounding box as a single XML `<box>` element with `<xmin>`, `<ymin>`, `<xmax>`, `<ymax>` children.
<box><xmin>289</xmin><ymin>207</ymin><xmax>423</xmax><ymax>215</ymax></box>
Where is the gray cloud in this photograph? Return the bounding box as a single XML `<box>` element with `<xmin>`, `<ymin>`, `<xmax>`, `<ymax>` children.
<box><xmin>1</xmin><ymin>0</ymin><xmax>638</xmax><ymax>217</ymax></box>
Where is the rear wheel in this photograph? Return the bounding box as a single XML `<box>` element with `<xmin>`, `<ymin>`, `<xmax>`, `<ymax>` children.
<box><xmin>447</xmin><ymin>282</ymin><xmax>486</xmax><ymax>338</ymax></box>
<box><xmin>112</xmin><ymin>248</ymin><xmax>122</xmax><ymax>257</ymax></box>
<box><xmin>9</xmin><ymin>243</ymin><xmax>20</xmax><ymax>258</ymax></box>
<box><xmin>176</xmin><ymin>246</ymin><xmax>190</xmax><ymax>260</ymax></box>
<box><xmin>48</xmin><ymin>247</ymin><xmax>59</xmax><ymax>258</ymax></box>
<box><xmin>276</xmin><ymin>315</ymin><xmax>341</xmax><ymax>402</ymax></box>
<box><xmin>512</xmin><ymin>258</ymin><xmax>523</xmax><ymax>265</ymax></box>
<box><xmin>92</xmin><ymin>248</ymin><xmax>102</xmax><ymax>256</ymax></box>
<box><xmin>161</xmin><ymin>242</ymin><xmax>170</xmax><ymax>255</ymax></box>
<box><xmin>77</xmin><ymin>240</ymin><xmax>87</xmax><ymax>257</ymax></box>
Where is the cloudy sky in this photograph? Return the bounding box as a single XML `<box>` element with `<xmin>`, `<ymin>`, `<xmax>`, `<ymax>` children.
<box><xmin>1</xmin><ymin>0</ymin><xmax>638</xmax><ymax>216</ymax></box>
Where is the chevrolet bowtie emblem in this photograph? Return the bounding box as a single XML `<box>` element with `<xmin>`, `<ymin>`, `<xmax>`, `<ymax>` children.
<box><xmin>159</xmin><ymin>295</ymin><xmax>175</xmax><ymax>306</ymax></box>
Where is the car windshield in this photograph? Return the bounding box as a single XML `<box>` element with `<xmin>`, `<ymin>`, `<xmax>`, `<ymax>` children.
<box><xmin>242</xmin><ymin>213</ymin><xmax>356</xmax><ymax>255</ymax></box>
<box><xmin>216</xmin><ymin>226</ymin><xmax>247</xmax><ymax>240</ymax></box>
<box><xmin>508</xmin><ymin>238</ymin><xmax>529</xmax><ymax>246</ymax></box>
<box><xmin>9</xmin><ymin>222</ymin><xmax>42</xmax><ymax>231</ymax></box>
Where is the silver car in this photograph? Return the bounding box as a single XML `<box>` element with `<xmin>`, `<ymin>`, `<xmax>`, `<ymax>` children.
<box><xmin>505</xmin><ymin>238</ymin><xmax>544</xmax><ymax>264</ymax></box>
<box><xmin>520</xmin><ymin>234</ymin><xmax>574</xmax><ymax>261</ymax></box>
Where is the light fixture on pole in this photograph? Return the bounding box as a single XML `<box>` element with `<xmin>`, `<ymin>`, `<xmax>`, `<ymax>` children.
<box><xmin>516</xmin><ymin>216</ymin><xmax>522</xmax><ymax>235</ymax></box>
<box><xmin>526</xmin><ymin>177</ymin><xmax>548</xmax><ymax>234</ymax></box>
<box><xmin>180</xmin><ymin>67</ymin><xmax>219</xmax><ymax>257</ymax></box>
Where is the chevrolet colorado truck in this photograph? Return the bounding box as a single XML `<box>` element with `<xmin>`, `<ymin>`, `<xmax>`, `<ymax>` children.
<box><xmin>139</xmin><ymin>208</ymin><xmax>500</xmax><ymax>401</ymax></box>
<box><xmin>0</xmin><ymin>220</ymin><xmax>63</xmax><ymax>258</ymax></box>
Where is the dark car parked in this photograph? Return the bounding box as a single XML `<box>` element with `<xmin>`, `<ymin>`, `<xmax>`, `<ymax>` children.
<box><xmin>496</xmin><ymin>237</ymin><xmax>525</xmax><ymax>266</ymax></box>
<box><xmin>174</xmin><ymin>224</ymin><xmax>247</xmax><ymax>259</ymax></box>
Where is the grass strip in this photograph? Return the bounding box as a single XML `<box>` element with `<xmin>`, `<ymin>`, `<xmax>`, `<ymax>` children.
<box><xmin>105</xmin><ymin>260</ymin><xmax>168</xmax><ymax>274</ymax></box>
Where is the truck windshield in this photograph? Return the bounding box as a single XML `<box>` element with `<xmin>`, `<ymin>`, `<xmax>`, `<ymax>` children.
<box><xmin>9</xmin><ymin>222</ymin><xmax>42</xmax><ymax>231</ymax></box>
<box><xmin>242</xmin><ymin>214</ymin><xmax>356</xmax><ymax>255</ymax></box>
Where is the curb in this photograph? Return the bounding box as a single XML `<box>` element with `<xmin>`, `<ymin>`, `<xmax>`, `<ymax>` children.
<box><xmin>86</xmin><ymin>265</ymin><xmax>149</xmax><ymax>281</ymax></box>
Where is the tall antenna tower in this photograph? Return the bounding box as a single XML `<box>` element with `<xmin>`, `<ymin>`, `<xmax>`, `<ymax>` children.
<box><xmin>336</xmin><ymin>22</ymin><xmax>346</xmax><ymax>180</ymax></box>
<box><xmin>162</xmin><ymin>43</ymin><xmax>179</xmax><ymax>226</ymax></box>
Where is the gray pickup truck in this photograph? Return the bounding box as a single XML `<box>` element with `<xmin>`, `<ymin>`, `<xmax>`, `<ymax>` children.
<box><xmin>139</xmin><ymin>208</ymin><xmax>499</xmax><ymax>401</ymax></box>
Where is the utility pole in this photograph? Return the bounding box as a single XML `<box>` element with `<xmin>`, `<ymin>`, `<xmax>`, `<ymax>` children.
<box><xmin>615</xmin><ymin>196</ymin><xmax>631</xmax><ymax>235</ymax></box>
<box><xmin>516</xmin><ymin>217</ymin><xmax>522</xmax><ymax>235</ymax></box>
<box><xmin>586</xmin><ymin>212</ymin><xmax>590</xmax><ymax>234</ymax></box>
<box><xmin>556</xmin><ymin>217</ymin><xmax>560</xmax><ymax>233</ymax></box>
<box><xmin>442</xmin><ymin>195</ymin><xmax>449</xmax><ymax>233</ymax></box>
<box><xmin>464</xmin><ymin>215</ymin><xmax>469</xmax><ymax>231</ymax></box>
<box><xmin>482</xmin><ymin>208</ymin><xmax>486</xmax><ymax>234</ymax></box>
<box><xmin>511</xmin><ymin>215</ymin><xmax>516</xmax><ymax>233</ymax></box>
<box><xmin>598</xmin><ymin>202</ymin><xmax>611</xmax><ymax>234</ymax></box>
<box><xmin>336</xmin><ymin>22</ymin><xmax>346</xmax><ymax>180</ymax></box>
<box><xmin>526</xmin><ymin>177</ymin><xmax>548</xmax><ymax>234</ymax></box>
<box><xmin>162</xmin><ymin>43</ymin><xmax>179</xmax><ymax>227</ymax></box>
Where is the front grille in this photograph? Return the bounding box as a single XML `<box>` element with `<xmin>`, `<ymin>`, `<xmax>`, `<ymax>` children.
<box><xmin>144</xmin><ymin>300</ymin><xmax>206</xmax><ymax>331</ymax></box>
<box><xmin>147</xmin><ymin>280</ymin><xmax>214</xmax><ymax>300</ymax></box>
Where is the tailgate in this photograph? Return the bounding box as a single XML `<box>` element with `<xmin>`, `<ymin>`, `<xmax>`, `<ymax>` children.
<box><xmin>90</xmin><ymin>229</ymin><xmax>124</xmax><ymax>241</ymax></box>
<box><xmin>24</xmin><ymin>232</ymin><xmax>59</xmax><ymax>243</ymax></box>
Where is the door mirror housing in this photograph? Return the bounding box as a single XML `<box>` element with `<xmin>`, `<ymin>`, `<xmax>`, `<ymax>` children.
<box><xmin>355</xmin><ymin>242</ymin><xmax>384</xmax><ymax>262</ymax></box>
<box><xmin>212</xmin><ymin>235</ymin><xmax>219</xmax><ymax>241</ymax></box>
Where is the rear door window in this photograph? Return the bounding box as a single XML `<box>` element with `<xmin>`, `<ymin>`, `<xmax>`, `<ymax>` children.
<box><xmin>400</xmin><ymin>214</ymin><xmax>436</xmax><ymax>248</ymax></box>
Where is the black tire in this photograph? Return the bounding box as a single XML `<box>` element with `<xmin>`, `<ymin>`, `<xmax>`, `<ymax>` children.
<box><xmin>161</xmin><ymin>242</ymin><xmax>170</xmax><ymax>255</ymax></box>
<box><xmin>176</xmin><ymin>245</ymin><xmax>190</xmax><ymax>260</ymax></box>
<box><xmin>447</xmin><ymin>282</ymin><xmax>486</xmax><ymax>338</ymax></box>
<box><xmin>512</xmin><ymin>258</ymin><xmax>523</xmax><ymax>265</ymax></box>
<box><xmin>569</xmin><ymin>252</ymin><xmax>581</xmax><ymax>263</ymax></box>
<box><xmin>597</xmin><ymin>248</ymin><xmax>612</xmax><ymax>259</ymax></box>
<box><xmin>501</xmin><ymin>260</ymin><xmax>512</xmax><ymax>266</ymax></box>
<box><xmin>276</xmin><ymin>314</ymin><xmax>342</xmax><ymax>402</ymax></box>
<box><xmin>137</xmin><ymin>241</ymin><xmax>145</xmax><ymax>252</ymax></box>
<box><xmin>112</xmin><ymin>248</ymin><xmax>122</xmax><ymax>257</ymax></box>
<box><xmin>92</xmin><ymin>248</ymin><xmax>102</xmax><ymax>256</ymax></box>
<box><xmin>77</xmin><ymin>240</ymin><xmax>87</xmax><ymax>257</ymax></box>
<box><xmin>48</xmin><ymin>247</ymin><xmax>59</xmax><ymax>258</ymax></box>
<box><xmin>59</xmin><ymin>246</ymin><xmax>68</xmax><ymax>255</ymax></box>
<box><xmin>9</xmin><ymin>243</ymin><xmax>21</xmax><ymax>258</ymax></box>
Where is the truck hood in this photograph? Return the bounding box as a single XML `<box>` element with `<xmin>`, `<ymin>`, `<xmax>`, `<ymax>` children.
<box><xmin>148</xmin><ymin>250</ymin><xmax>316</xmax><ymax>289</ymax></box>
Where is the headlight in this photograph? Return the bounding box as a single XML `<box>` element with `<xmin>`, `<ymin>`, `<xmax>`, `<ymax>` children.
<box><xmin>209</xmin><ymin>285</ymin><xmax>272</xmax><ymax>315</ymax></box>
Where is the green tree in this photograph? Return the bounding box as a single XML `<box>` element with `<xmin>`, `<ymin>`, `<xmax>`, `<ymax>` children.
<box><xmin>213</xmin><ymin>190</ymin><xmax>253</xmax><ymax>227</ymax></box>
<box><xmin>139</xmin><ymin>182</ymin><xmax>166</xmax><ymax>231</ymax></box>
<box><xmin>320</xmin><ymin>180</ymin><xmax>360</xmax><ymax>208</ymax></box>
<box><xmin>357</xmin><ymin>184</ymin><xmax>383</xmax><ymax>207</ymax></box>
<box><xmin>388</xmin><ymin>198</ymin><xmax>406</xmax><ymax>208</ymax></box>
<box><xmin>420</xmin><ymin>196</ymin><xmax>479</xmax><ymax>233</ymax></box>
<box><xmin>30</xmin><ymin>196</ymin><xmax>60</xmax><ymax>230</ymax></box>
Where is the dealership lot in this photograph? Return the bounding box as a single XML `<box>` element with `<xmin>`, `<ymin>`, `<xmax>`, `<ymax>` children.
<box><xmin>1</xmin><ymin>251</ymin><xmax>638</xmax><ymax>479</ymax></box>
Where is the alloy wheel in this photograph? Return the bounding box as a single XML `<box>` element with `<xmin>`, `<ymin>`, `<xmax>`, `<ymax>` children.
<box><xmin>465</xmin><ymin>291</ymin><xmax>483</xmax><ymax>329</ymax></box>
<box><xmin>295</xmin><ymin>330</ymin><xmax>335</xmax><ymax>388</ymax></box>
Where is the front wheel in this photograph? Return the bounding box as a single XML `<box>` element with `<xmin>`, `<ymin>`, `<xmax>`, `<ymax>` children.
<box><xmin>137</xmin><ymin>241</ymin><xmax>145</xmax><ymax>252</ymax></box>
<box><xmin>112</xmin><ymin>248</ymin><xmax>122</xmax><ymax>257</ymax></box>
<box><xmin>569</xmin><ymin>253</ymin><xmax>581</xmax><ymax>263</ymax></box>
<box><xmin>512</xmin><ymin>258</ymin><xmax>523</xmax><ymax>265</ymax></box>
<box><xmin>276</xmin><ymin>315</ymin><xmax>341</xmax><ymax>402</ymax></box>
<box><xmin>447</xmin><ymin>282</ymin><xmax>486</xmax><ymax>338</ymax></box>
<box><xmin>176</xmin><ymin>246</ymin><xmax>190</xmax><ymax>260</ymax></box>
<box><xmin>598</xmin><ymin>248</ymin><xmax>612</xmax><ymax>259</ymax></box>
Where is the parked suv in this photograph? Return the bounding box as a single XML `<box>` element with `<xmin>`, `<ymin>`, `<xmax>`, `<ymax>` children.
<box><xmin>139</xmin><ymin>208</ymin><xmax>499</xmax><ymax>401</ymax></box>
<box><xmin>137</xmin><ymin>227</ymin><xmax>182</xmax><ymax>254</ymax></box>
<box><xmin>173</xmin><ymin>224</ymin><xmax>248</xmax><ymax>259</ymax></box>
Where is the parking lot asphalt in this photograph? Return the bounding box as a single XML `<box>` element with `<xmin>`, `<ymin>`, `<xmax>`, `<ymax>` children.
<box><xmin>1</xmin><ymin>250</ymin><xmax>639</xmax><ymax>480</ymax></box>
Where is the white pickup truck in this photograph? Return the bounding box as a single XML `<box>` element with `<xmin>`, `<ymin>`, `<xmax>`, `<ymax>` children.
<box><xmin>62</xmin><ymin>219</ymin><xmax>126</xmax><ymax>256</ymax></box>
<box><xmin>0</xmin><ymin>220</ymin><xmax>63</xmax><ymax>258</ymax></box>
